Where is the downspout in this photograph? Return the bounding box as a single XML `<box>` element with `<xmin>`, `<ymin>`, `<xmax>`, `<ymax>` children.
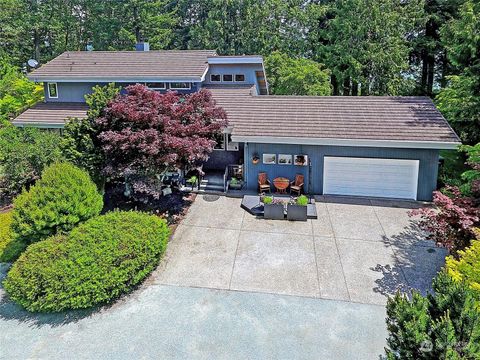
<box><xmin>244</xmin><ymin>142</ymin><xmax>248</xmax><ymax>190</ymax></box>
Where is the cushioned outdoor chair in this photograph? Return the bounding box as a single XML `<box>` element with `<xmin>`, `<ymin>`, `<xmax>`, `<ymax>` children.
<box><xmin>258</xmin><ymin>172</ymin><xmax>271</xmax><ymax>193</ymax></box>
<box><xmin>290</xmin><ymin>174</ymin><xmax>304</xmax><ymax>196</ymax></box>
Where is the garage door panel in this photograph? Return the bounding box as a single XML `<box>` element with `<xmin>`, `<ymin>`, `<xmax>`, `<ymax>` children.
<box><xmin>323</xmin><ymin>157</ymin><xmax>419</xmax><ymax>200</ymax></box>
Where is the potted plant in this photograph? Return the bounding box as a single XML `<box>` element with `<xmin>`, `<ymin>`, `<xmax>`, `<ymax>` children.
<box><xmin>229</xmin><ymin>177</ymin><xmax>243</xmax><ymax>190</ymax></box>
<box><xmin>186</xmin><ymin>175</ymin><xmax>198</xmax><ymax>190</ymax></box>
<box><xmin>287</xmin><ymin>195</ymin><xmax>308</xmax><ymax>221</ymax></box>
<box><xmin>263</xmin><ymin>196</ymin><xmax>285</xmax><ymax>220</ymax></box>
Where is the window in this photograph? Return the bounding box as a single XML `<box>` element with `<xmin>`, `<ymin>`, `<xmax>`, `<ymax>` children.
<box><xmin>170</xmin><ymin>82</ymin><xmax>191</xmax><ymax>90</ymax></box>
<box><xmin>214</xmin><ymin>133</ymin><xmax>225</xmax><ymax>150</ymax></box>
<box><xmin>226</xmin><ymin>134</ymin><xmax>239</xmax><ymax>151</ymax></box>
<box><xmin>48</xmin><ymin>83</ymin><xmax>58</xmax><ymax>98</ymax></box>
<box><xmin>146</xmin><ymin>82</ymin><xmax>166</xmax><ymax>90</ymax></box>
<box><xmin>235</xmin><ymin>74</ymin><xmax>245</xmax><ymax>82</ymax></box>
<box><xmin>210</xmin><ymin>74</ymin><xmax>221</xmax><ymax>82</ymax></box>
<box><xmin>222</xmin><ymin>74</ymin><xmax>233</xmax><ymax>82</ymax></box>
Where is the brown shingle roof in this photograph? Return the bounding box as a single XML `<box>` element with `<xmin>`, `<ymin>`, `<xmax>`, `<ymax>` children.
<box><xmin>28</xmin><ymin>50</ymin><xmax>216</xmax><ymax>81</ymax></box>
<box><xmin>12</xmin><ymin>102</ymin><xmax>88</xmax><ymax>127</ymax></box>
<box><xmin>206</xmin><ymin>86</ymin><xmax>460</xmax><ymax>145</ymax></box>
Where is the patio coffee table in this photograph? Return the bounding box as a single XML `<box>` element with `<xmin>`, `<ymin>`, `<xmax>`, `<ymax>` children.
<box><xmin>273</xmin><ymin>177</ymin><xmax>289</xmax><ymax>193</ymax></box>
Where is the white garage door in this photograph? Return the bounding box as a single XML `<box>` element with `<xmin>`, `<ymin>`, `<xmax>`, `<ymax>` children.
<box><xmin>323</xmin><ymin>157</ymin><xmax>419</xmax><ymax>200</ymax></box>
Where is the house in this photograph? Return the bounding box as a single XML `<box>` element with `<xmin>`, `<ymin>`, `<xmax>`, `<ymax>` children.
<box><xmin>13</xmin><ymin>44</ymin><xmax>461</xmax><ymax>201</ymax></box>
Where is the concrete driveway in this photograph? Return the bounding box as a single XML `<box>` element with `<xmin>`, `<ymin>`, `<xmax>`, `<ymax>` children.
<box><xmin>0</xmin><ymin>194</ymin><xmax>446</xmax><ymax>359</ymax></box>
<box><xmin>155</xmin><ymin>194</ymin><xmax>447</xmax><ymax>305</ymax></box>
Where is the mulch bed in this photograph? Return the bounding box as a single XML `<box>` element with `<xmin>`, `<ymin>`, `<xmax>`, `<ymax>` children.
<box><xmin>103</xmin><ymin>183</ymin><xmax>195</xmax><ymax>227</ymax></box>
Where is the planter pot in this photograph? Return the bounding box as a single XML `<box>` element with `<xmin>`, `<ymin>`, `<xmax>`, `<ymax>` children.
<box><xmin>264</xmin><ymin>203</ymin><xmax>285</xmax><ymax>220</ymax></box>
<box><xmin>287</xmin><ymin>204</ymin><xmax>307</xmax><ymax>221</ymax></box>
<box><xmin>229</xmin><ymin>182</ymin><xmax>243</xmax><ymax>190</ymax></box>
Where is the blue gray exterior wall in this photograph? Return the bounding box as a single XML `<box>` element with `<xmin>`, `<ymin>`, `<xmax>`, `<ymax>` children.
<box><xmin>45</xmin><ymin>82</ymin><xmax>201</xmax><ymax>102</ymax></box>
<box><xmin>44</xmin><ymin>82</ymin><xmax>106</xmax><ymax>102</ymax></box>
<box><xmin>204</xmin><ymin>64</ymin><xmax>263</xmax><ymax>91</ymax></box>
<box><xmin>244</xmin><ymin>143</ymin><xmax>440</xmax><ymax>201</ymax></box>
<box><xmin>204</xmin><ymin>144</ymin><xmax>244</xmax><ymax>171</ymax></box>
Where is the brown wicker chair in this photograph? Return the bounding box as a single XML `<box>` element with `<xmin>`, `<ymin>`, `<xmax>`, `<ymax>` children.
<box><xmin>258</xmin><ymin>172</ymin><xmax>271</xmax><ymax>193</ymax></box>
<box><xmin>290</xmin><ymin>174</ymin><xmax>304</xmax><ymax>196</ymax></box>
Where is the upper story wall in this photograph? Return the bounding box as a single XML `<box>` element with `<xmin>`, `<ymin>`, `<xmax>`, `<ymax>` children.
<box><xmin>43</xmin><ymin>81</ymin><xmax>201</xmax><ymax>102</ymax></box>
<box><xmin>203</xmin><ymin>64</ymin><xmax>263</xmax><ymax>90</ymax></box>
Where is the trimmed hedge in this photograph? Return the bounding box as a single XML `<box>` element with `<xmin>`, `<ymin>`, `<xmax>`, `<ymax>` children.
<box><xmin>0</xmin><ymin>211</ymin><xmax>25</xmax><ymax>262</ymax></box>
<box><xmin>3</xmin><ymin>211</ymin><xmax>169</xmax><ymax>312</ymax></box>
<box><xmin>11</xmin><ymin>162</ymin><xmax>103</xmax><ymax>244</ymax></box>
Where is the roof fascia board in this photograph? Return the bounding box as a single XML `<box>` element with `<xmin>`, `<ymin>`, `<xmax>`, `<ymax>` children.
<box><xmin>12</xmin><ymin>122</ymin><xmax>65</xmax><ymax>129</ymax></box>
<box><xmin>27</xmin><ymin>76</ymin><xmax>202</xmax><ymax>83</ymax></box>
<box><xmin>207</xmin><ymin>56</ymin><xmax>263</xmax><ymax>65</ymax></box>
<box><xmin>200</xmin><ymin>64</ymin><xmax>210</xmax><ymax>82</ymax></box>
<box><xmin>231</xmin><ymin>135</ymin><xmax>461</xmax><ymax>150</ymax></box>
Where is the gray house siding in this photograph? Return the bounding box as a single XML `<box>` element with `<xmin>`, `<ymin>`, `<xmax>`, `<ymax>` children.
<box><xmin>45</xmin><ymin>82</ymin><xmax>105</xmax><ymax>102</ymax></box>
<box><xmin>204</xmin><ymin>143</ymin><xmax>244</xmax><ymax>171</ymax></box>
<box><xmin>244</xmin><ymin>143</ymin><xmax>439</xmax><ymax>201</ymax></box>
<box><xmin>44</xmin><ymin>82</ymin><xmax>201</xmax><ymax>103</ymax></box>
<box><xmin>205</xmin><ymin>64</ymin><xmax>262</xmax><ymax>90</ymax></box>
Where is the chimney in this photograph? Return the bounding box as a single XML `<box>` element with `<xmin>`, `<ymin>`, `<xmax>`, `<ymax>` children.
<box><xmin>135</xmin><ymin>42</ymin><xmax>150</xmax><ymax>51</ymax></box>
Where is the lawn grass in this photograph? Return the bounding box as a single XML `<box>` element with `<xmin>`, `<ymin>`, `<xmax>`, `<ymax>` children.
<box><xmin>0</xmin><ymin>211</ymin><xmax>26</xmax><ymax>262</ymax></box>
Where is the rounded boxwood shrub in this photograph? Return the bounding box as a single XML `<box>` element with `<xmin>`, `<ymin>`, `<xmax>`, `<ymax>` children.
<box><xmin>3</xmin><ymin>211</ymin><xmax>169</xmax><ymax>312</ymax></box>
<box><xmin>11</xmin><ymin>162</ymin><xmax>103</xmax><ymax>244</ymax></box>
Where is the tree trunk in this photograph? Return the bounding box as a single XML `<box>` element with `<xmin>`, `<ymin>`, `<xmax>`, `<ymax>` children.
<box><xmin>420</xmin><ymin>49</ymin><xmax>428</xmax><ymax>94</ymax></box>
<box><xmin>331</xmin><ymin>75</ymin><xmax>339</xmax><ymax>95</ymax></box>
<box><xmin>426</xmin><ymin>53</ymin><xmax>435</xmax><ymax>96</ymax></box>
<box><xmin>352</xmin><ymin>81</ymin><xmax>359</xmax><ymax>96</ymax></box>
<box><xmin>133</xmin><ymin>5</ymin><xmax>141</xmax><ymax>42</ymax></box>
<box><xmin>440</xmin><ymin>49</ymin><xmax>448</xmax><ymax>89</ymax></box>
<box><xmin>34</xmin><ymin>29</ymin><xmax>40</xmax><ymax>61</ymax></box>
<box><xmin>343</xmin><ymin>77</ymin><xmax>350</xmax><ymax>96</ymax></box>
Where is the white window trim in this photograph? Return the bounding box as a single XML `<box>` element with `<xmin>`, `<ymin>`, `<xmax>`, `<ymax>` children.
<box><xmin>234</xmin><ymin>74</ymin><xmax>246</xmax><ymax>82</ymax></box>
<box><xmin>146</xmin><ymin>82</ymin><xmax>166</xmax><ymax>90</ymax></box>
<box><xmin>210</xmin><ymin>74</ymin><xmax>221</xmax><ymax>82</ymax></box>
<box><xmin>47</xmin><ymin>82</ymin><xmax>58</xmax><ymax>98</ymax></box>
<box><xmin>169</xmin><ymin>82</ymin><xmax>192</xmax><ymax>90</ymax></box>
<box><xmin>222</xmin><ymin>74</ymin><xmax>234</xmax><ymax>82</ymax></box>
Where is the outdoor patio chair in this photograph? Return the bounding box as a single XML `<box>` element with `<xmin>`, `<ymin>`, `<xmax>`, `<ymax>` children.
<box><xmin>258</xmin><ymin>172</ymin><xmax>271</xmax><ymax>193</ymax></box>
<box><xmin>290</xmin><ymin>174</ymin><xmax>304</xmax><ymax>196</ymax></box>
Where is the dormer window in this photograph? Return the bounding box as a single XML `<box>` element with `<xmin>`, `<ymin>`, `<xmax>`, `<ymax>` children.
<box><xmin>235</xmin><ymin>74</ymin><xmax>245</xmax><ymax>82</ymax></box>
<box><xmin>210</xmin><ymin>74</ymin><xmax>221</xmax><ymax>82</ymax></box>
<box><xmin>170</xmin><ymin>82</ymin><xmax>191</xmax><ymax>90</ymax></box>
<box><xmin>48</xmin><ymin>83</ymin><xmax>58</xmax><ymax>98</ymax></box>
<box><xmin>146</xmin><ymin>82</ymin><xmax>166</xmax><ymax>90</ymax></box>
<box><xmin>222</xmin><ymin>74</ymin><xmax>233</xmax><ymax>82</ymax></box>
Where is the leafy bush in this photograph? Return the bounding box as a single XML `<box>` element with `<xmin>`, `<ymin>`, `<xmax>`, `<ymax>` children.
<box><xmin>446</xmin><ymin>233</ymin><xmax>480</xmax><ymax>294</ymax></box>
<box><xmin>3</xmin><ymin>211</ymin><xmax>170</xmax><ymax>312</ymax></box>
<box><xmin>385</xmin><ymin>271</ymin><xmax>480</xmax><ymax>359</ymax></box>
<box><xmin>410</xmin><ymin>186</ymin><xmax>479</xmax><ymax>255</ymax></box>
<box><xmin>0</xmin><ymin>126</ymin><xmax>63</xmax><ymax>196</ymax></box>
<box><xmin>0</xmin><ymin>60</ymin><xmax>43</xmax><ymax>123</ymax></box>
<box><xmin>0</xmin><ymin>211</ymin><xmax>25</xmax><ymax>262</ymax></box>
<box><xmin>296</xmin><ymin>195</ymin><xmax>308</xmax><ymax>206</ymax></box>
<box><xmin>60</xmin><ymin>83</ymin><xmax>120</xmax><ymax>186</ymax></box>
<box><xmin>11</xmin><ymin>162</ymin><xmax>103</xmax><ymax>244</ymax></box>
<box><xmin>263</xmin><ymin>196</ymin><xmax>273</xmax><ymax>204</ymax></box>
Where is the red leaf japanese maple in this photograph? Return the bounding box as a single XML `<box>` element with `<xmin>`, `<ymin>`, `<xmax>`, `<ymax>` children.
<box><xmin>95</xmin><ymin>85</ymin><xmax>227</xmax><ymax>179</ymax></box>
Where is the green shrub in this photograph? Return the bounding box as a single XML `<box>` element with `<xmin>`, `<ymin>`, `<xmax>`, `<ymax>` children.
<box><xmin>0</xmin><ymin>126</ymin><xmax>63</xmax><ymax>196</ymax></box>
<box><xmin>447</xmin><ymin>238</ymin><xmax>480</xmax><ymax>294</ymax></box>
<box><xmin>385</xmin><ymin>271</ymin><xmax>480</xmax><ymax>359</ymax></box>
<box><xmin>11</xmin><ymin>162</ymin><xmax>103</xmax><ymax>244</ymax></box>
<box><xmin>296</xmin><ymin>195</ymin><xmax>308</xmax><ymax>206</ymax></box>
<box><xmin>3</xmin><ymin>211</ymin><xmax>170</xmax><ymax>312</ymax></box>
<box><xmin>263</xmin><ymin>196</ymin><xmax>273</xmax><ymax>204</ymax></box>
<box><xmin>0</xmin><ymin>211</ymin><xmax>25</xmax><ymax>262</ymax></box>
